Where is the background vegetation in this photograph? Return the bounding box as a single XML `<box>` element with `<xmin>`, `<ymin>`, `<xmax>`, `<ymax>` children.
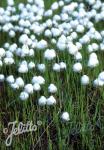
<box><xmin>0</xmin><ymin>0</ymin><xmax>104</xmax><ymax>150</ymax></box>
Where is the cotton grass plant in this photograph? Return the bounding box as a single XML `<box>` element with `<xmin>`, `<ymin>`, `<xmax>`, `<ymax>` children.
<box><xmin>0</xmin><ymin>0</ymin><xmax>104</xmax><ymax>149</ymax></box>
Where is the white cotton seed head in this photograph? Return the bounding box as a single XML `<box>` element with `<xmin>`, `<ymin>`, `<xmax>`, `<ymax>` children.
<box><xmin>44</xmin><ymin>29</ymin><xmax>52</xmax><ymax>37</ymax></box>
<box><xmin>38</xmin><ymin>96</ymin><xmax>47</xmax><ymax>106</ymax></box>
<box><xmin>37</xmin><ymin>76</ymin><xmax>45</xmax><ymax>85</ymax></box>
<box><xmin>33</xmin><ymin>83</ymin><xmax>41</xmax><ymax>91</ymax></box>
<box><xmin>29</xmin><ymin>49</ymin><xmax>35</xmax><ymax>57</ymax></box>
<box><xmin>47</xmin><ymin>96</ymin><xmax>56</xmax><ymax>105</ymax></box>
<box><xmin>76</xmin><ymin>24</ymin><xmax>84</xmax><ymax>33</ymax></box>
<box><xmin>0</xmin><ymin>48</ymin><xmax>6</xmax><ymax>58</ymax></box>
<box><xmin>20</xmin><ymin>60</ymin><xmax>27</xmax><ymax>66</ymax></box>
<box><xmin>53</xmin><ymin>14</ymin><xmax>61</xmax><ymax>21</ymax></box>
<box><xmin>61</xmin><ymin>13</ymin><xmax>69</xmax><ymax>21</ymax></box>
<box><xmin>24</xmin><ymin>84</ymin><xmax>33</xmax><ymax>94</ymax></box>
<box><xmin>28</xmin><ymin>62</ymin><xmax>35</xmax><ymax>69</ymax></box>
<box><xmin>60</xmin><ymin>62</ymin><xmax>66</xmax><ymax>69</ymax></box>
<box><xmin>98</xmin><ymin>72</ymin><xmax>104</xmax><ymax>82</ymax></box>
<box><xmin>18</xmin><ymin>3</ymin><xmax>24</xmax><ymax>10</ymax></box>
<box><xmin>7</xmin><ymin>0</ymin><xmax>14</xmax><ymax>6</ymax></box>
<box><xmin>73</xmin><ymin>63</ymin><xmax>82</xmax><ymax>73</ymax></box>
<box><xmin>9</xmin><ymin>30</ymin><xmax>15</xmax><ymax>38</ymax></box>
<box><xmin>53</xmin><ymin>63</ymin><xmax>61</xmax><ymax>72</ymax></box>
<box><xmin>21</xmin><ymin>44</ymin><xmax>30</xmax><ymax>56</ymax></box>
<box><xmin>57</xmin><ymin>42</ymin><xmax>66</xmax><ymax>51</ymax></box>
<box><xmin>94</xmin><ymin>32</ymin><xmax>102</xmax><ymax>40</ymax></box>
<box><xmin>80</xmin><ymin>35</ymin><xmax>90</xmax><ymax>44</ymax></box>
<box><xmin>19</xmin><ymin>34</ymin><xmax>29</xmax><ymax>44</ymax></box>
<box><xmin>89</xmin><ymin>53</ymin><xmax>97</xmax><ymax>59</ymax></box>
<box><xmin>68</xmin><ymin>44</ymin><xmax>78</xmax><ymax>55</ymax></box>
<box><xmin>51</xmin><ymin>39</ymin><xmax>57</xmax><ymax>44</ymax></box>
<box><xmin>32</xmin><ymin>76</ymin><xmax>39</xmax><ymax>84</ymax></box>
<box><xmin>4</xmin><ymin>43</ymin><xmax>10</xmax><ymax>49</ymax></box>
<box><xmin>6</xmin><ymin>75</ymin><xmax>15</xmax><ymax>84</ymax></box>
<box><xmin>88</xmin><ymin>45</ymin><xmax>93</xmax><ymax>53</ymax></box>
<box><xmin>92</xmin><ymin>43</ymin><xmax>99</xmax><ymax>51</ymax></box>
<box><xmin>100</xmin><ymin>43</ymin><xmax>104</xmax><ymax>51</ymax></box>
<box><xmin>15</xmin><ymin>77</ymin><xmax>24</xmax><ymax>88</ymax></box>
<box><xmin>44</xmin><ymin>10</ymin><xmax>53</xmax><ymax>17</ymax></box>
<box><xmin>51</xmin><ymin>28</ymin><xmax>61</xmax><ymax>37</ymax></box>
<box><xmin>93</xmin><ymin>78</ymin><xmax>104</xmax><ymax>87</ymax></box>
<box><xmin>51</xmin><ymin>2</ymin><xmax>59</xmax><ymax>10</ymax></box>
<box><xmin>58</xmin><ymin>35</ymin><xmax>67</xmax><ymax>44</ymax></box>
<box><xmin>37</xmin><ymin>64</ymin><xmax>46</xmax><ymax>72</ymax></box>
<box><xmin>76</xmin><ymin>42</ymin><xmax>82</xmax><ymax>50</ymax></box>
<box><xmin>61</xmin><ymin>112</ymin><xmax>70</xmax><ymax>121</ymax></box>
<box><xmin>3</xmin><ymin>24</ymin><xmax>9</xmax><ymax>32</ymax></box>
<box><xmin>74</xmin><ymin>52</ymin><xmax>82</xmax><ymax>61</ymax></box>
<box><xmin>81</xmin><ymin>75</ymin><xmax>89</xmax><ymax>85</ymax></box>
<box><xmin>26</xmin><ymin>38</ymin><xmax>32</xmax><ymax>46</ymax></box>
<box><xmin>37</xmin><ymin>40</ymin><xmax>47</xmax><ymax>49</ymax></box>
<box><xmin>27</xmin><ymin>0</ymin><xmax>33</xmax><ymax>3</ymax></box>
<box><xmin>88</xmin><ymin>57</ymin><xmax>99</xmax><ymax>68</ymax></box>
<box><xmin>18</xmin><ymin>64</ymin><xmax>28</xmax><ymax>73</ymax></box>
<box><xmin>48</xmin><ymin>84</ymin><xmax>57</xmax><ymax>93</ymax></box>
<box><xmin>45</xmin><ymin>19</ymin><xmax>52</xmax><ymax>27</ymax></box>
<box><xmin>6</xmin><ymin>51</ymin><xmax>13</xmax><ymax>58</ymax></box>
<box><xmin>20</xmin><ymin>91</ymin><xmax>29</xmax><ymax>100</ymax></box>
<box><xmin>58</xmin><ymin>1</ymin><xmax>64</xmax><ymax>7</ymax></box>
<box><xmin>32</xmin><ymin>76</ymin><xmax>45</xmax><ymax>85</ymax></box>
<box><xmin>44</xmin><ymin>49</ymin><xmax>56</xmax><ymax>60</ymax></box>
<box><xmin>0</xmin><ymin>74</ymin><xmax>5</xmax><ymax>81</ymax></box>
<box><xmin>10</xmin><ymin>83</ymin><xmax>19</xmax><ymax>90</ymax></box>
<box><xmin>4</xmin><ymin>58</ymin><xmax>14</xmax><ymax>65</ymax></box>
<box><xmin>71</xmin><ymin>32</ymin><xmax>78</xmax><ymax>39</ymax></box>
<box><xmin>24</xmin><ymin>28</ymin><xmax>30</xmax><ymax>34</ymax></box>
<box><xmin>16</xmin><ymin>48</ymin><xmax>21</xmax><ymax>56</ymax></box>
